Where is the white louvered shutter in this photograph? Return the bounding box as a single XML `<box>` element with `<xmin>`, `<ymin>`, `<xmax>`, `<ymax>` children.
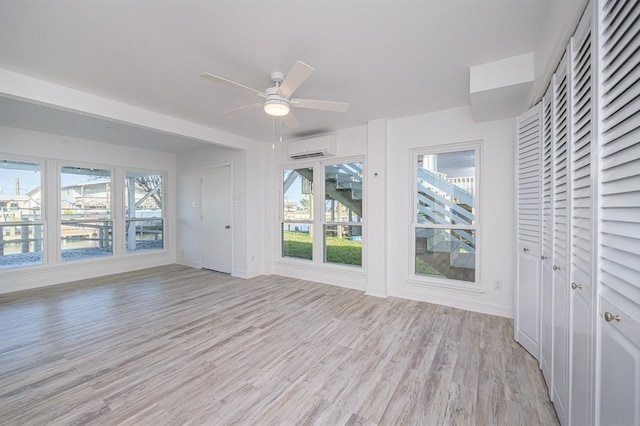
<box><xmin>552</xmin><ymin>53</ymin><xmax>571</xmax><ymax>426</ymax></box>
<box><xmin>539</xmin><ymin>85</ymin><xmax>555</xmax><ymax>390</ymax></box>
<box><xmin>516</xmin><ymin>105</ymin><xmax>543</xmax><ymax>255</ymax></box>
<box><xmin>599</xmin><ymin>0</ymin><xmax>640</xmax><ymax>300</ymax></box>
<box><xmin>598</xmin><ymin>1</ymin><xmax>640</xmax><ymax>425</ymax></box>
<box><xmin>571</xmin><ymin>11</ymin><xmax>594</xmax><ymax>297</ymax></box>
<box><xmin>515</xmin><ymin>105</ymin><xmax>542</xmax><ymax>358</ymax></box>
<box><xmin>553</xmin><ymin>58</ymin><xmax>570</xmax><ymax>275</ymax></box>
<box><xmin>542</xmin><ymin>88</ymin><xmax>555</xmax><ymax>262</ymax></box>
<box><xmin>569</xmin><ymin>9</ymin><xmax>595</xmax><ymax>426</ymax></box>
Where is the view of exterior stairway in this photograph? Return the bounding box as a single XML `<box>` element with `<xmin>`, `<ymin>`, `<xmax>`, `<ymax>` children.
<box><xmin>282</xmin><ymin>162</ymin><xmax>363</xmax><ymax>265</ymax></box>
<box><xmin>415</xmin><ymin>167</ymin><xmax>475</xmax><ymax>281</ymax></box>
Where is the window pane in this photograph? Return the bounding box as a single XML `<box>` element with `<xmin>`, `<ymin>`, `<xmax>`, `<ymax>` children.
<box><xmin>0</xmin><ymin>159</ymin><xmax>42</xmax><ymax>221</ymax></box>
<box><xmin>61</xmin><ymin>166</ymin><xmax>111</xmax><ymax>220</ymax></box>
<box><xmin>324</xmin><ymin>224</ymin><xmax>362</xmax><ymax>266</ymax></box>
<box><xmin>126</xmin><ymin>219</ymin><xmax>163</xmax><ymax>252</ymax></box>
<box><xmin>125</xmin><ymin>172</ymin><xmax>163</xmax><ymax>253</ymax></box>
<box><xmin>282</xmin><ymin>223</ymin><xmax>312</xmax><ymax>260</ymax></box>
<box><xmin>283</xmin><ymin>168</ymin><xmax>313</xmax><ymax>221</ymax></box>
<box><xmin>325</xmin><ymin>162</ymin><xmax>363</xmax><ymax>222</ymax></box>
<box><xmin>125</xmin><ymin>172</ymin><xmax>163</xmax><ymax>218</ymax></box>
<box><xmin>415</xmin><ymin>228</ymin><xmax>476</xmax><ymax>282</ymax></box>
<box><xmin>417</xmin><ymin>150</ymin><xmax>475</xmax><ymax>225</ymax></box>
<box><xmin>0</xmin><ymin>224</ymin><xmax>43</xmax><ymax>268</ymax></box>
<box><xmin>61</xmin><ymin>222</ymin><xmax>112</xmax><ymax>261</ymax></box>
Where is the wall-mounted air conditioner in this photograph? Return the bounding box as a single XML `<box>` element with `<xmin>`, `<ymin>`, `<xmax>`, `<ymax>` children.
<box><xmin>287</xmin><ymin>135</ymin><xmax>337</xmax><ymax>160</ymax></box>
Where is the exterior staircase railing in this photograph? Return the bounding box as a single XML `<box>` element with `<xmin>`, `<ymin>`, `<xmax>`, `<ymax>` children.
<box><xmin>416</xmin><ymin>167</ymin><xmax>475</xmax><ymax>269</ymax></box>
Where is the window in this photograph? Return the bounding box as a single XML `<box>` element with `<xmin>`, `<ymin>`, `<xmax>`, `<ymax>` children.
<box><xmin>0</xmin><ymin>159</ymin><xmax>43</xmax><ymax>269</ymax></box>
<box><xmin>413</xmin><ymin>144</ymin><xmax>479</xmax><ymax>284</ymax></box>
<box><xmin>60</xmin><ymin>166</ymin><xmax>112</xmax><ymax>261</ymax></box>
<box><xmin>282</xmin><ymin>167</ymin><xmax>313</xmax><ymax>260</ymax></box>
<box><xmin>324</xmin><ymin>162</ymin><xmax>363</xmax><ymax>266</ymax></box>
<box><xmin>125</xmin><ymin>171</ymin><xmax>164</xmax><ymax>252</ymax></box>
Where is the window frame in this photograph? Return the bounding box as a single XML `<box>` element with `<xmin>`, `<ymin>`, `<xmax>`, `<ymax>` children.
<box><xmin>124</xmin><ymin>169</ymin><xmax>166</xmax><ymax>254</ymax></box>
<box><xmin>280</xmin><ymin>163</ymin><xmax>315</xmax><ymax>261</ymax></box>
<box><xmin>410</xmin><ymin>141</ymin><xmax>482</xmax><ymax>291</ymax></box>
<box><xmin>322</xmin><ymin>158</ymin><xmax>364</xmax><ymax>267</ymax></box>
<box><xmin>279</xmin><ymin>155</ymin><xmax>365</xmax><ymax>270</ymax></box>
<box><xmin>0</xmin><ymin>155</ymin><xmax>46</xmax><ymax>269</ymax></box>
<box><xmin>59</xmin><ymin>162</ymin><xmax>115</xmax><ymax>262</ymax></box>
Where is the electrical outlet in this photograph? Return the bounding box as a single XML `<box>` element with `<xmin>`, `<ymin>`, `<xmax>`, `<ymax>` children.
<box><xmin>494</xmin><ymin>280</ymin><xmax>503</xmax><ymax>291</ymax></box>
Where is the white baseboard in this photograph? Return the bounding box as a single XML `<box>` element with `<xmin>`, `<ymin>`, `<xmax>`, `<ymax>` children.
<box><xmin>390</xmin><ymin>286</ymin><xmax>513</xmax><ymax>318</ymax></box>
<box><xmin>272</xmin><ymin>260</ymin><xmax>366</xmax><ymax>291</ymax></box>
<box><xmin>0</xmin><ymin>252</ymin><xmax>175</xmax><ymax>295</ymax></box>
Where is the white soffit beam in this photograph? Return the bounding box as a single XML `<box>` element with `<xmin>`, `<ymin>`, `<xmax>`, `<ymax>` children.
<box><xmin>470</xmin><ymin>52</ymin><xmax>534</xmax><ymax>122</ymax></box>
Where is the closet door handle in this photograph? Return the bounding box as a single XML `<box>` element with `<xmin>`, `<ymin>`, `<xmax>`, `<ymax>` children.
<box><xmin>541</xmin><ymin>255</ymin><xmax>548</xmax><ymax>260</ymax></box>
<box><xmin>523</xmin><ymin>247</ymin><xmax>529</xmax><ymax>253</ymax></box>
<box><xmin>571</xmin><ymin>282</ymin><xmax>582</xmax><ymax>290</ymax></box>
<box><xmin>553</xmin><ymin>265</ymin><xmax>560</xmax><ymax>271</ymax></box>
<box><xmin>604</xmin><ymin>312</ymin><xmax>620</xmax><ymax>322</ymax></box>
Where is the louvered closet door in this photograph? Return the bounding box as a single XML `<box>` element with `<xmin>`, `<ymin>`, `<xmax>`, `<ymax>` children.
<box><xmin>515</xmin><ymin>105</ymin><xmax>542</xmax><ymax>358</ymax></box>
<box><xmin>551</xmin><ymin>54</ymin><xmax>570</xmax><ymax>426</ymax></box>
<box><xmin>569</xmin><ymin>7</ymin><xmax>595</xmax><ymax>425</ymax></box>
<box><xmin>598</xmin><ymin>0</ymin><xmax>640</xmax><ymax>424</ymax></box>
<box><xmin>539</xmin><ymin>86</ymin><xmax>554</xmax><ymax>394</ymax></box>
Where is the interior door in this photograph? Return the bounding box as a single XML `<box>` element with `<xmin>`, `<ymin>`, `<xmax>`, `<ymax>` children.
<box><xmin>551</xmin><ymin>53</ymin><xmax>570</xmax><ymax>426</ymax></box>
<box><xmin>597</xmin><ymin>0</ymin><xmax>640</xmax><ymax>423</ymax></box>
<box><xmin>568</xmin><ymin>10</ymin><xmax>594</xmax><ymax>426</ymax></box>
<box><xmin>515</xmin><ymin>105</ymin><xmax>542</xmax><ymax>359</ymax></box>
<box><xmin>201</xmin><ymin>165</ymin><xmax>232</xmax><ymax>273</ymax></box>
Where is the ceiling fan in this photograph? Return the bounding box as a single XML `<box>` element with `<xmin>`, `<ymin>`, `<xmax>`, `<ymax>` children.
<box><xmin>200</xmin><ymin>60</ymin><xmax>349</xmax><ymax>129</ymax></box>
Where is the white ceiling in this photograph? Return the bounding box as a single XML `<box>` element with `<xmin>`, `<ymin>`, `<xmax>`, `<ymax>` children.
<box><xmin>0</xmin><ymin>0</ymin><xmax>585</xmax><ymax>151</ymax></box>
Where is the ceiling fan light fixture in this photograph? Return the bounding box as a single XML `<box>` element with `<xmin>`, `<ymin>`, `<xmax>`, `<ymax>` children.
<box><xmin>264</xmin><ymin>98</ymin><xmax>290</xmax><ymax>117</ymax></box>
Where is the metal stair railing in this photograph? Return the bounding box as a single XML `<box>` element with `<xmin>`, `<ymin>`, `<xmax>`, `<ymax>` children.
<box><xmin>417</xmin><ymin>167</ymin><xmax>474</xmax><ymax>207</ymax></box>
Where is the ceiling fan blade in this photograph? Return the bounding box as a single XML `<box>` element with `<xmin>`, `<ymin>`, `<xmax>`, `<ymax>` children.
<box><xmin>282</xmin><ymin>112</ymin><xmax>300</xmax><ymax>129</ymax></box>
<box><xmin>200</xmin><ymin>73</ymin><xmax>266</xmax><ymax>98</ymax></box>
<box><xmin>220</xmin><ymin>102</ymin><xmax>263</xmax><ymax>115</ymax></box>
<box><xmin>278</xmin><ymin>61</ymin><xmax>315</xmax><ymax>98</ymax></box>
<box><xmin>291</xmin><ymin>98</ymin><xmax>349</xmax><ymax>112</ymax></box>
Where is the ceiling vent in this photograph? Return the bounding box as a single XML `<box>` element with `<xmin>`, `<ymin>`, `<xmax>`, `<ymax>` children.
<box><xmin>287</xmin><ymin>135</ymin><xmax>337</xmax><ymax>160</ymax></box>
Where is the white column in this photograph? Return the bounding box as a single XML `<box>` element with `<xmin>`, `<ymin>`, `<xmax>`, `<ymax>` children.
<box><xmin>366</xmin><ymin>119</ymin><xmax>388</xmax><ymax>297</ymax></box>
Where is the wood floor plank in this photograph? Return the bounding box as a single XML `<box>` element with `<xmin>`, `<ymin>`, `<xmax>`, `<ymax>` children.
<box><xmin>0</xmin><ymin>265</ymin><xmax>558</xmax><ymax>425</ymax></box>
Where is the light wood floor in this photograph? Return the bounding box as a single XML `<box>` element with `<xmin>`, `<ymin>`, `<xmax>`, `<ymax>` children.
<box><xmin>0</xmin><ymin>265</ymin><xmax>558</xmax><ymax>425</ymax></box>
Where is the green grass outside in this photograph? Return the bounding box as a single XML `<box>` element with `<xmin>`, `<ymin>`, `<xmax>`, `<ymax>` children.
<box><xmin>282</xmin><ymin>231</ymin><xmax>362</xmax><ymax>266</ymax></box>
<box><xmin>415</xmin><ymin>256</ymin><xmax>443</xmax><ymax>276</ymax></box>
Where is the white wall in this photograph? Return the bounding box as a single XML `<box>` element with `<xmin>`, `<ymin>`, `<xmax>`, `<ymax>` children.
<box><xmin>387</xmin><ymin>106</ymin><xmax>515</xmax><ymax>317</ymax></box>
<box><xmin>0</xmin><ymin>125</ymin><xmax>177</xmax><ymax>293</ymax></box>
<box><xmin>265</xmin><ymin>108</ymin><xmax>516</xmax><ymax>317</ymax></box>
<box><xmin>176</xmin><ymin>143</ymin><xmax>265</xmax><ymax>279</ymax></box>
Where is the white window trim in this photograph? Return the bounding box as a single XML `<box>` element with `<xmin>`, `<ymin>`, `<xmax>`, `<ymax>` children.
<box><xmin>0</xmin><ymin>154</ymin><xmax>46</xmax><ymax>269</ymax></box>
<box><xmin>59</xmin><ymin>161</ymin><xmax>115</xmax><ymax>263</ymax></box>
<box><xmin>409</xmin><ymin>141</ymin><xmax>483</xmax><ymax>292</ymax></box>
<box><xmin>278</xmin><ymin>155</ymin><xmax>365</xmax><ymax>270</ymax></box>
<box><xmin>123</xmin><ymin>169</ymin><xmax>166</xmax><ymax>255</ymax></box>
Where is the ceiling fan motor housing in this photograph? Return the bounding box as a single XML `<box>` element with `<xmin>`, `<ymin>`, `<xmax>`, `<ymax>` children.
<box><xmin>264</xmin><ymin>87</ymin><xmax>290</xmax><ymax>116</ymax></box>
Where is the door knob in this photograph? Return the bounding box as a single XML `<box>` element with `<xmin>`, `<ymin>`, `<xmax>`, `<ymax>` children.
<box><xmin>604</xmin><ymin>312</ymin><xmax>620</xmax><ymax>322</ymax></box>
<box><xmin>541</xmin><ymin>255</ymin><xmax>548</xmax><ymax>260</ymax></box>
<box><xmin>571</xmin><ymin>282</ymin><xmax>582</xmax><ymax>290</ymax></box>
<box><xmin>553</xmin><ymin>265</ymin><xmax>560</xmax><ymax>271</ymax></box>
<box><xmin>523</xmin><ymin>247</ymin><xmax>529</xmax><ymax>253</ymax></box>
<box><xmin>224</xmin><ymin>225</ymin><xmax>231</xmax><ymax>229</ymax></box>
